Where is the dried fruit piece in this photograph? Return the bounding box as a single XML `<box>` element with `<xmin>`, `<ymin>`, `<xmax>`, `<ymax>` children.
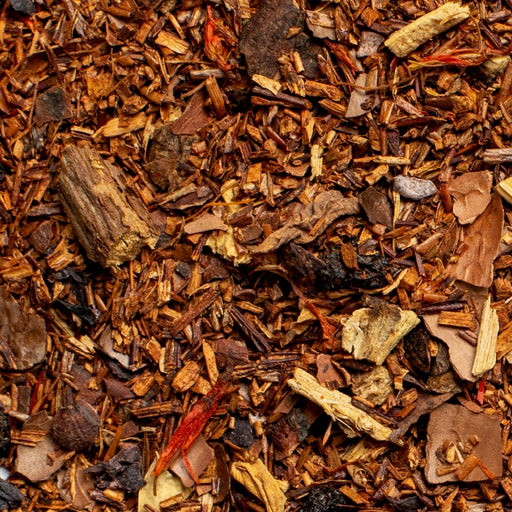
<box><xmin>0</xmin><ymin>480</ymin><xmax>23</xmax><ymax>510</ymax></box>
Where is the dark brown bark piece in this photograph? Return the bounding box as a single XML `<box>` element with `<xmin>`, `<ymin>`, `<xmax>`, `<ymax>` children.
<box><xmin>0</xmin><ymin>287</ymin><xmax>46</xmax><ymax>370</ymax></box>
<box><xmin>147</xmin><ymin>125</ymin><xmax>198</xmax><ymax>190</ymax></box>
<box><xmin>34</xmin><ymin>86</ymin><xmax>73</xmax><ymax>126</ymax></box>
<box><xmin>359</xmin><ymin>186</ymin><xmax>393</xmax><ymax>228</ymax></box>
<box><xmin>239</xmin><ymin>0</ymin><xmax>320</xmax><ymax>79</ymax></box>
<box><xmin>59</xmin><ymin>145</ymin><xmax>158</xmax><ymax>267</ymax></box>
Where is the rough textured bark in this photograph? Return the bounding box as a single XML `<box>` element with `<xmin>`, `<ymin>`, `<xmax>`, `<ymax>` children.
<box><xmin>59</xmin><ymin>145</ymin><xmax>158</xmax><ymax>267</ymax></box>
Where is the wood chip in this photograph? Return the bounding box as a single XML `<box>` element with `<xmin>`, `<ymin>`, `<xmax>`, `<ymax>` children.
<box><xmin>385</xmin><ymin>2</ymin><xmax>471</xmax><ymax>58</ymax></box>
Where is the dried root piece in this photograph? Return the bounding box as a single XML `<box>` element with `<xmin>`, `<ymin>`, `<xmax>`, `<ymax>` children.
<box><xmin>384</xmin><ymin>2</ymin><xmax>471</xmax><ymax>58</ymax></box>
<box><xmin>472</xmin><ymin>296</ymin><xmax>499</xmax><ymax>377</ymax></box>
<box><xmin>288</xmin><ymin>368</ymin><xmax>394</xmax><ymax>442</ymax></box>
<box><xmin>342</xmin><ymin>298</ymin><xmax>420</xmax><ymax>365</ymax></box>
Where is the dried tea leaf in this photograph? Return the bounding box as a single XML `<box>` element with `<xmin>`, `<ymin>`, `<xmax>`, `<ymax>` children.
<box><xmin>288</xmin><ymin>368</ymin><xmax>393</xmax><ymax>442</ymax></box>
<box><xmin>425</xmin><ymin>404</ymin><xmax>502</xmax><ymax>483</ymax></box>
<box><xmin>359</xmin><ymin>187</ymin><xmax>393</xmax><ymax>227</ymax></box>
<box><xmin>390</xmin><ymin>392</ymin><xmax>453</xmax><ymax>443</ymax></box>
<box><xmin>342</xmin><ymin>298</ymin><xmax>420</xmax><ymax>365</ymax></box>
<box><xmin>239</xmin><ymin>0</ymin><xmax>320</xmax><ymax>78</ymax></box>
<box><xmin>445</xmin><ymin>194</ymin><xmax>504</xmax><ymax>288</ymax></box>
<box><xmin>253</xmin><ymin>191</ymin><xmax>360</xmax><ymax>253</ymax></box>
<box><xmin>384</xmin><ymin>2</ymin><xmax>471</xmax><ymax>58</ymax></box>
<box><xmin>447</xmin><ymin>171</ymin><xmax>493</xmax><ymax>225</ymax></box>
<box><xmin>171</xmin><ymin>92</ymin><xmax>210</xmax><ymax>136</ymax></box>
<box><xmin>34</xmin><ymin>86</ymin><xmax>73</xmax><ymax>126</ymax></box>
<box><xmin>169</xmin><ymin>435</ymin><xmax>214</xmax><ymax>488</ymax></box>
<box><xmin>15</xmin><ymin>412</ymin><xmax>68</xmax><ymax>482</ymax></box>
<box><xmin>230</xmin><ymin>458</ymin><xmax>288</xmax><ymax>512</ymax></box>
<box><xmin>0</xmin><ymin>287</ymin><xmax>46</xmax><ymax>370</ymax></box>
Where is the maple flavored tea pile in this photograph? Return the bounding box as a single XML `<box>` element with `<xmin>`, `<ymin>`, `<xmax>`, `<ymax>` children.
<box><xmin>5</xmin><ymin>0</ymin><xmax>512</xmax><ymax>510</ymax></box>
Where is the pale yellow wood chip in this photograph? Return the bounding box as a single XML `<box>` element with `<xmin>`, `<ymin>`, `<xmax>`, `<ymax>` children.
<box><xmin>472</xmin><ymin>296</ymin><xmax>499</xmax><ymax>376</ymax></box>
<box><xmin>385</xmin><ymin>2</ymin><xmax>471</xmax><ymax>58</ymax></box>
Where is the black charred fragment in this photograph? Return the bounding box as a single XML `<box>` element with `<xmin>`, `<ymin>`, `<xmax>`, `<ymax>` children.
<box><xmin>0</xmin><ymin>480</ymin><xmax>23</xmax><ymax>510</ymax></box>
<box><xmin>224</xmin><ymin>417</ymin><xmax>255</xmax><ymax>449</ymax></box>
<box><xmin>85</xmin><ymin>444</ymin><xmax>145</xmax><ymax>493</ymax></box>
<box><xmin>298</xmin><ymin>487</ymin><xmax>353</xmax><ymax>512</ymax></box>
<box><xmin>316</xmin><ymin>249</ymin><xmax>390</xmax><ymax>290</ymax></box>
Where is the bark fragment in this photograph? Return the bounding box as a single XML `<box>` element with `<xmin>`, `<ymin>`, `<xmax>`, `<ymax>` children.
<box><xmin>59</xmin><ymin>145</ymin><xmax>158</xmax><ymax>267</ymax></box>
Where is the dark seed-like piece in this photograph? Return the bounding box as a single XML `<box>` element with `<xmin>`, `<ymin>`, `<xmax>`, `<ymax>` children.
<box><xmin>51</xmin><ymin>400</ymin><xmax>100</xmax><ymax>452</ymax></box>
